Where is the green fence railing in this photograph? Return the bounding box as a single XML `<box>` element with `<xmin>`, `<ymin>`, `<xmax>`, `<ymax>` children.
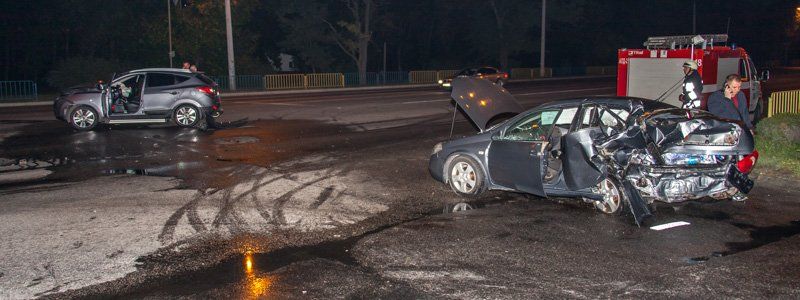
<box><xmin>0</xmin><ymin>81</ymin><xmax>38</xmax><ymax>101</ymax></box>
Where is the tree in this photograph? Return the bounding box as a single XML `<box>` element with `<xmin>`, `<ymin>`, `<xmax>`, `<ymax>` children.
<box><xmin>323</xmin><ymin>0</ymin><xmax>374</xmax><ymax>84</ymax></box>
<box><xmin>274</xmin><ymin>0</ymin><xmax>376</xmax><ymax>83</ymax></box>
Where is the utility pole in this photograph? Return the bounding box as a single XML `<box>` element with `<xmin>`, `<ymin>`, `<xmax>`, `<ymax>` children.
<box><xmin>167</xmin><ymin>0</ymin><xmax>174</xmax><ymax>68</ymax></box>
<box><xmin>225</xmin><ymin>0</ymin><xmax>237</xmax><ymax>90</ymax></box>
<box><xmin>381</xmin><ymin>42</ymin><xmax>386</xmax><ymax>84</ymax></box>
<box><xmin>539</xmin><ymin>0</ymin><xmax>546</xmax><ymax>78</ymax></box>
<box><xmin>692</xmin><ymin>0</ymin><xmax>696</xmax><ymax>35</ymax></box>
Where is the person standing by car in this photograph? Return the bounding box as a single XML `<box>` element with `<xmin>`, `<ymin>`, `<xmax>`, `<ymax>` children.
<box><xmin>182</xmin><ymin>61</ymin><xmax>191</xmax><ymax>70</ymax></box>
<box><xmin>680</xmin><ymin>60</ymin><xmax>703</xmax><ymax>109</ymax></box>
<box><xmin>707</xmin><ymin>74</ymin><xmax>754</xmax><ymax>134</ymax></box>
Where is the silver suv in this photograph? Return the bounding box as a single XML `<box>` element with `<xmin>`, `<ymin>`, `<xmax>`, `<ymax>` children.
<box><xmin>54</xmin><ymin>68</ymin><xmax>223</xmax><ymax>130</ymax></box>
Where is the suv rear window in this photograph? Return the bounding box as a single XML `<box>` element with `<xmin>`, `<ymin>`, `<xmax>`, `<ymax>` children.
<box><xmin>196</xmin><ymin>74</ymin><xmax>217</xmax><ymax>85</ymax></box>
<box><xmin>147</xmin><ymin>73</ymin><xmax>177</xmax><ymax>87</ymax></box>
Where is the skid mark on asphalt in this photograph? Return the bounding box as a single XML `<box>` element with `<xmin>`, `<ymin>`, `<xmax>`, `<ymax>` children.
<box><xmin>158</xmin><ymin>159</ymin><xmax>386</xmax><ymax>244</ymax></box>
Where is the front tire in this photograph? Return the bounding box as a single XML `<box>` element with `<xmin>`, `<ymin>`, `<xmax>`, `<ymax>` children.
<box><xmin>495</xmin><ymin>79</ymin><xmax>505</xmax><ymax>87</ymax></box>
<box><xmin>69</xmin><ymin>106</ymin><xmax>98</xmax><ymax>131</ymax></box>
<box><xmin>446</xmin><ymin>155</ymin><xmax>486</xmax><ymax>197</ymax></box>
<box><xmin>174</xmin><ymin>105</ymin><xmax>200</xmax><ymax>128</ymax></box>
<box><xmin>593</xmin><ymin>177</ymin><xmax>627</xmax><ymax>214</ymax></box>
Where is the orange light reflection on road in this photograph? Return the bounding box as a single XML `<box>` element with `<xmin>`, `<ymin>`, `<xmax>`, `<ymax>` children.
<box><xmin>243</xmin><ymin>251</ymin><xmax>273</xmax><ymax>298</ymax></box>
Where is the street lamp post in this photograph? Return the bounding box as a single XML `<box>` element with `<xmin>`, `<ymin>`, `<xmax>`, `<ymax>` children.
<box><xmin>225</xmin><ymin>0</ymin><xmax>237</xmax><ymax>90</ymax></box>
<box><xmin>167</xmin><ymin>0</ymin><xmax>174</xmax><ymax>68</ymax></box>
<box><xmin>539</xmin><ymin>0</ymin><xmax>546</xmax><ymax>78</ymax></box>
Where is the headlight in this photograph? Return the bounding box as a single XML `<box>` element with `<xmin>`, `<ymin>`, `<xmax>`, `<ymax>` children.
<box><xmin>431</xmin><ymin>142</ymin><xmax>443</xmax><ymax>156</ymax></box>
<box><xmin>438</xmin><ymin>80</ymin><xmax>443</xmax><ymax>84</ymax></box>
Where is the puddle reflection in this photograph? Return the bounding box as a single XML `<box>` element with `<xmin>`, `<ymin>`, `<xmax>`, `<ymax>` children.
<box><xmin>243</xmin><ymin>251</ymin><xmax>275</xmax><ymax>298</ymax></box>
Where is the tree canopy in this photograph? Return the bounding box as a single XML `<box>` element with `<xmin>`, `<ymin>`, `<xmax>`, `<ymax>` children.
<box><xmin>1</xmin><ymin>0</ymin><xmax>797</xmax><ymax>90</ymax></box>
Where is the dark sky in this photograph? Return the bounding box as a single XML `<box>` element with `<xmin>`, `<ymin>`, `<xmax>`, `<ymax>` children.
<box><xmin>1</xmin><ymin>0</ymin><xmax>797</xmax><ymax>88</ymax></box>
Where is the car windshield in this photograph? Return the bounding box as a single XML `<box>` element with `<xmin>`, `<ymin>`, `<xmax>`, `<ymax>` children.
<box><xmin>503</xmin><ymin>109</ymin><xmax>571</xmax><ymax>141</ymax></box>
<box><xmin>456</xmin><ymin>69</ymin><xmax>477</xmax><ymax>76</ymax></box>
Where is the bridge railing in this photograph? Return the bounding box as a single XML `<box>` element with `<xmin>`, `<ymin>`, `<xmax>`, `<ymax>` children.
<box><xmin>768</xmin><ymin>89</ymin><xmax>800</xmax><ymax>117</ymax></box>
<box><xmin>206</xmin><ymin>66</ymin><xmax>614</xmax><ymax>91</ymax></box>
<box><xmin>0</xmin><ymin>81</ymin><xmax>38</xmax><ymax>101</ymax></box>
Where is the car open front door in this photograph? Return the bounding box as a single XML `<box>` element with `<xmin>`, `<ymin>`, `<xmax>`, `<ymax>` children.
<box><xmin>487</xmin><ymin>109</ymin><xmax>565</xmax><ymax>197</ymax></box>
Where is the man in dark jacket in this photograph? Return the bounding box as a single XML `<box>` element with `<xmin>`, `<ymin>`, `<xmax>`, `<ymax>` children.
<box><xmin>707</xmin><ymin>74</ymin><xmax>754</xmax><ymax>132</ymax></box>
<box><xmin>681</xmin><ymin>60</ymin><xmax>703</xmax><ymax>109</ymax></box>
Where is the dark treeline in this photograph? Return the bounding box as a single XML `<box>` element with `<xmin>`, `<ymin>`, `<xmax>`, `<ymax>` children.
<box><xmin>1</xmin><ymin>0</ymin><xmax>797</xmax><ymax>90</ymax></box>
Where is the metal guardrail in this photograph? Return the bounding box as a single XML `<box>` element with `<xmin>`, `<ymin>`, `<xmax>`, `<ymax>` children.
<box><xmin>211</xmin><ymin>75</ymin><xmax>266</xmax><ymax>91</ymax></box>
<box><xmin>510</xmin><ymin>68</ymin><xmax>553</xmax><ymax>80</ymax></box>
<box><xmin>586</xmin><ymin>66</ymin><xmax>617</xmax><ymax>76</ymax></box>
<box><xmin>306</xmin><ymin>73</ymin><xmax>345</xmax><ymax>89</ymax></box>
<box><xmin>409</xmin><ymin>71</ymin><xmax>438</xmax><ymax>84</ymax></box>
<box><xmin>0</xmin><ymin>81</ymin><xmax>38</xmax><ymax>101</ymax></box>
<box><xmin>768</xmin><ymin>89</ymin><xmax>800</xmax><ymax>117</ymax></box>
<box><xmin>208</xmin><ymin>66</ymin><xmax>611</xmax><ymax>91</ymax></box>
<box><xmin>265</xmin><ymin>74</ymin><xmax>305</xmax><ymax>90</ymax></box>
<box><xmin>437</xmin><ymin>70</ymin><xmax>460</xmax><ymax>81</ymax></box>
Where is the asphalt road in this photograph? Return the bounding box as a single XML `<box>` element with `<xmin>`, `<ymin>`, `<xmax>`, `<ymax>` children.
<box><xmin>1</xmin><ymin>76</ymin><xmax>799</xmax><ymax>299</ymax></box>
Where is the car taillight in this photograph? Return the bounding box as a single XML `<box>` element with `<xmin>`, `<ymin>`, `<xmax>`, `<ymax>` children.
<box><xmin>197</xmin><ymin>86</ymin><xmax>217</xmax><ymax>97</ymax></box>
<box><xmin>503</xmin><ymin>73</ymin><xmax>508</xmax><ymax>79</ymax></box>
<box><xmin>736</xmin><ymin>150</ymin><xmax>759</xmax><ymax>174</ymax></box>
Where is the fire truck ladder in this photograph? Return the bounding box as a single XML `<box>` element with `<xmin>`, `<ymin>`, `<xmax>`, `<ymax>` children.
<box><xmin>643</xmin><ymin>34</ymin><xmax>728</xmax><ymax>50</ymax></box>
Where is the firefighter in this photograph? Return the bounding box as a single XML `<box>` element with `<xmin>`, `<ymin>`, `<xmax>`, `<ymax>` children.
<box><xmin>681</xmin><ymin>60</ymin><xmax>703</xmax><ymax>109</ymax></box>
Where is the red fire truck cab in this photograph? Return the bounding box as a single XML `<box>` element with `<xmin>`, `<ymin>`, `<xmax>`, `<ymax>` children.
<box><xmin>617</xmin><ymin>34</ymin><xmax>769</xmax><ymax>121</ymax></box>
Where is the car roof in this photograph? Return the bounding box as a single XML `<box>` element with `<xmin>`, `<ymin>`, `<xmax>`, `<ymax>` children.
<box><xmin>116</xmin><ymin>68</ymin><xmax>194</xmax><ymax>77</ymax></box>
<box><xmin>536</xmin><ymin>97</ymin><xmax>675</xmax><ymax>111</ymax></box>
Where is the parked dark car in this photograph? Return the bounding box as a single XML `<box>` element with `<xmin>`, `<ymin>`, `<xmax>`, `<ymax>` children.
<box><xmin>429</xmin><ymin>77</ymin><xmax>758</xmax><ymax>224</ymax></box>
<box><xmin>54</xmin><ymin>68</ymin><xmax>223</xmax><ymax>130</ymax></box>
<box><xmin>438</xmin><ymin>67</ymin><xmax>508</xmax><ymax>90</ymax></box>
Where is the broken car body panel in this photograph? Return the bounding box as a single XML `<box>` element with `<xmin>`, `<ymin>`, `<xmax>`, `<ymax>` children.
<box><xmin>430</xmin><ymin>79</ymin><xmax>757</xmax><ymax>225</ymax></box>
<box><xmin>450</xmin><ymin>77</ymin><xmax>523</xmax><ymax>132</ymax></box>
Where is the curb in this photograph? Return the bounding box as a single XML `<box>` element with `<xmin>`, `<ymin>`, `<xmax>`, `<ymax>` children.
<box><xmin>0</xmin><ymin>75</ymin><xmax>615</xmax><ymax>107</ymax></box>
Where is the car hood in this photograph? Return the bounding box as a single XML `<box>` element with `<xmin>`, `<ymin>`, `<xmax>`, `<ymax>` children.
<box><xmin>61</xmin><ymin>84</ymin><xmax>101</xmax><ymax>96</ymax></box>
<box><xmin>450</xmin><ymin>77</ymin><xmax>523</xmax><ymax>132</ymax></box>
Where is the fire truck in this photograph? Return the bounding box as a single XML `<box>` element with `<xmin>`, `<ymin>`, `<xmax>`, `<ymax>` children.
<box><xmin>617</xmin><ymin>34</ymin><xmax>769</xmax><ymax>121</ymax></box>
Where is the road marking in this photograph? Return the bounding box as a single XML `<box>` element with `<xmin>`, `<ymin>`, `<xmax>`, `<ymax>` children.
<box><xmin>230</xmin><ymin>101</ymin><xmax>310</xmax><ymax>106</ymax></box>
<box><xmin>402</xmin><ymin>98</ymin><xmax>450</xmax><ymax>104</ymax></box>
<box><xmin>515</xmin><ymin>87</ymin><xmax>615</xmax><ymax>96</ymax></box>
<box><xmin>650</xmin><ymin>221</ymin><xmax>691</xmax><ymax>231</ymax></box>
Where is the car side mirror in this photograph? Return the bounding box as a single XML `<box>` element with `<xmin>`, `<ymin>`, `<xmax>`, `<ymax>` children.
<box><xmin>491</xmin><ymin>131</ymin><xmax>502</xmax><ymax>140</ymax></box>
<box><xmin>761</xmin><ymin>70</ymin><xmax>770</xmax><ymax>81</ymax></box>
<box><xmin>96</xmin><ymin>83</ymin><xmax>106</xmax><ymax>91</ymax></box>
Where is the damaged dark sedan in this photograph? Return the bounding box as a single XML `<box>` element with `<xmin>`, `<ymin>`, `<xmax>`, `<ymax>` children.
<box><xmin>429</xmin><ymin>77</ymin><xmax>759</xmax><ymax>225</ymax></box>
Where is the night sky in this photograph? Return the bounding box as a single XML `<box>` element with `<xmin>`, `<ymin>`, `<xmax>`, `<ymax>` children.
<box><xmin>1</xmin><ymin>0</ymin><xmax>798</xmax><ymax>90</ymax></box>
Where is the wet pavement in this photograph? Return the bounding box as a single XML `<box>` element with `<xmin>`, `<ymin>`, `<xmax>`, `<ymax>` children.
<box><xmin>1</xmin><ymin>78</ymin><xmax>800</xmax><ymax>298</ymax></box>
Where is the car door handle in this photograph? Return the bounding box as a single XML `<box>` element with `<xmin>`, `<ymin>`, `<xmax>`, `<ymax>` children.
<box><xmin>169</xmin><ymin>91</ymin><xmax>179</xmax><ymax>95</ymax></box>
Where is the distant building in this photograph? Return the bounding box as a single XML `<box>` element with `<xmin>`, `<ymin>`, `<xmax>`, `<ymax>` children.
<box><xmin>268</xmin><ymin>53</ymin><xmax>298</xmax><ymax>72</ymax></box>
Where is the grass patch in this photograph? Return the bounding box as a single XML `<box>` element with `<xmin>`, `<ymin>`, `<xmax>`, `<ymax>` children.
<box><xmin>755</xmin><ymin>113</ymin><xmax>800</xmax><ymax>178</ymax></box>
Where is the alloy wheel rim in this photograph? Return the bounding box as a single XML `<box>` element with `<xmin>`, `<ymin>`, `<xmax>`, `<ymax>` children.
<box><xmin>451</xmin><ymin>162</ymin><xmax>477</xmax><ymax>193</ymax></box>
<box><xmin>176</xmin><ymin>107</ymin><xmax>197</xmax><ymax>125</ymax></box>
<box><xmin>72</xmin><ymin>109</ymin><xmax>95</xmax><ymax>128</ymax></box>
<box><xmin>594</xmin><ymin>178</ymin><xmax>621</xmax><ymax>213</ymax></box>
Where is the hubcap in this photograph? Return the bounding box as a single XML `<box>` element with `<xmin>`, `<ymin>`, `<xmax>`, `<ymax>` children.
<box><xmin>72</xmin><ymin>109</ymin><xmax>95</xmax><ymax>128</ymax></box>
<box><xmin>594</xmin><ymin>178</ymin><xmax>621</xmax><ymax>213</ymax></box>
<box><xmin>451</xmin><ymin>161</ymin><xmax>477</xmax><ymax>193</ymax></box>
<box><xmin>176</xmin><ymin>107</ymin><xmax>197</xmax><ymax>126</ymax></box>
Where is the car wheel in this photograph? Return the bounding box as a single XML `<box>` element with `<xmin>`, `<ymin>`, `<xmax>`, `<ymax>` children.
<box><xmin>446</xmin><ymin>155</ymin><xmax>486</xmax><ymax>197</ymax></box>
<box><xmin>174</xmin><ymin>104</ymin><xmax>200</xmax><ymax>127</ymax></box>
<box><xmin>69</xmin><ymin>106</ymin><xmax>98</xmax><ymax>131</ymax></box>
<box><xmin>593</xmin><ymin>177</ymin><xmax>626</xmax><ymax>214</ymax></box>
<box><xmin>752</xmin><ymin>100</ymin><xmax>763</xmax><ymax>125</ymax></box>
<box><xmin>495</xmin><ymin>79</ymin><xmax>505</xmax><ymax>87</ymax></box>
